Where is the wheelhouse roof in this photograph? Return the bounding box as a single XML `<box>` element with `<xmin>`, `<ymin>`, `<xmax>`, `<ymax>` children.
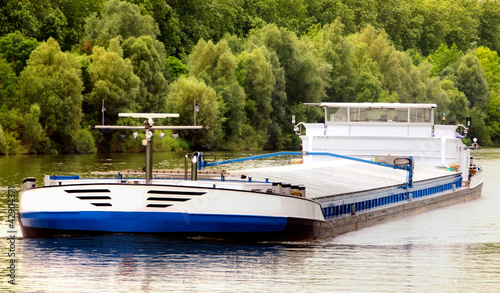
<box><xmin>304</xmin><ymin>102</ymin><xmax>437</xmax><ymax>109</ymax></box>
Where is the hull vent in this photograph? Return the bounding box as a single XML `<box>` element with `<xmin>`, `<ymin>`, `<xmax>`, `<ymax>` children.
<box><xmin>146</xmin><ymin>204</ymin><xmax>172</xmax><ymax>208</ymax></box>
<box><xmin>91</xmin><ymin>203</ymin><xmax>112</xmax><ymax>207</ymax></box>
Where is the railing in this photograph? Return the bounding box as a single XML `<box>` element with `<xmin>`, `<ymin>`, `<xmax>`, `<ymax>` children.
<box><xmin>198</xmin><ymin>151</ymin><xmax>415</xmax><ymax>188</ymax></box>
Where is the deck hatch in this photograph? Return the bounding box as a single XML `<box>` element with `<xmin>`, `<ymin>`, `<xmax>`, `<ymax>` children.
<box><xmin>147</xmin><ymin>190</ymin><xmax>206</xmax><ymax>196</ymax></box>
<box><xmin>65</xmin><ymin>189</ymin><xmax>111</xmax><ymax>193</ymax></box>
<box><xmin>146</xmin><ymin>204</ymin><xmax>172</xmax><ymax>208</ymax></box>
<box><xmin>76</xmin><ymin>196</ymin><xmax>111</xmax><ymax>200</ymax></box>
<box><xmin>147</xmin><ymin>197</ymin><xmax>190</xmax><ymax>202</ymax></box>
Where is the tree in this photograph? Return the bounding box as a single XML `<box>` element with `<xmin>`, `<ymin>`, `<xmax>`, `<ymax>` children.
<box><xmin>189</xmin><ymin>39</ymin><xmax>247</xmax><ymax>149</ymax></box>
<box><xmin>440</xmin><ymin>79</ymin><xmax>469</xmax><ymax>125</ymax></box>
<box><xmin>427</xmin><ymin>43</ymin><xmax>463</xmax><ymax>77</ymax></box>
<box><xmin>127</xmin><ymin>0</ymin><xmax>182</xmax><ymax>56</ymax></box>
<box><xmin>0</xmin><ymin>31</ymin><xmax>39</xmax><ymax>75</ymax></box>
<box><xmin>485</xmin><ymin>91</ymin><xmax>500</xmax><ymax>143</ymax></box>
<box><xmin>250</xmin><ymin>0</ymin><xmax>315</xmax><ymax>33</ymax></box>
<box><xmin>410</xmin><ymin>0</ymin><xmax>448</xmax><ymax>56</ymax></box>
<box><xmin>375</xmin><ymin>0</ymin><xmax>423</xmax><ymax>51</ymax></box>
<box><xmin>164</xmin><ymin>0</ymin><xmax>249</xmax><ymax>56</ymax></box>
<box><xmin>0</xmin><ymin>124</ymin><xmax>9</xmax><ymax>154</ymax></box>
<box><xmin>354</xmin><ymin>62</ymin><xmax>383</xmax><ymax>102</ymax></box>
<box><xmin>312</xmin><ymin>19</ymin><xmax>356</xmax><ymax>102</ymax></box>
<box><xmin>122</xmin><ymin>36</ymin><xmax>167</xmax><ymax>113</ymax></box>
<box><xmin>306</xmin><ymin>0</ymin><xmax>357</xmax><ymax>34</ymax></box>
<box><xmin>353</xmin><ymin>25</ymin><xmax>411</xmax><ymax>101</ymax></box>
<box><xmin>84</xmin><ymin>0</ymin><xmax>159</xmax><ymax>47</ymax></box>
<box><xmin>474</xmin><ymin>46</ymin><xmax>500</xmax><ymax>143</ymax></box>
<box><xmin>20</xmin><ymin>103</ymin><xmax>49</xmax><ymax>153</ymax></box>
<box><xmin>475</xmin><ymin>46</ymin><xmax>500</xmax><ymax>93</ymax></box>
<box><xmin>247</xmin><ymin>24</ymin><xmax>331</xmax><ymax>105</ymax></box>
<box><xmin>442</xmin><ymin>52</ymin><xmax>489</xmax><ymax>109</ymax></box>
<box><xmin>0</xmin><ymin>57</ymin><xmax>17</xmax><ymax>110</ymax></box>
<box><xmin>468</xmin><ymin>107</ymin><xmax>491</xmax><ymax>146</ymax></box>
<box><xmin>166</xmin><ymin>76</ymin><xmax>222</xmax><ymax>149</ymax></box>
<box><xmin>237</xmin><ymin>46</ymin><xmax>275</xmax><ymax>143</ymax></box>
<box><xmin>0</xmin><ymin>0</ymin><xmax>39</xmax><ymax>39</ymax></box>
<box><xmin>86</xmin><ymin>38</ymin><xmax>140</xmax><ymax>123</ymax></box>
<box><xmin>344</xmin><ymin>0</ymin><xmax>378</xmax><ymax>32</ymax></box>
<box><xmin>478</xmin><ymin>0</ymin><xmax>500</xmax><ymax>53</ymax></box>
<box><xmin>165</xmin><ymin>56</ymin><xmax>188</xmax><ymax>82</ymax></box>
<box><xmin>17</xmin><ymin>38</ymin><xmax>84</xmax><ymax>150</ymax></box>
<box><xmin>55</xmin><ymin>0</ymin><xmax>106</xmax><ymax>50</ymax></box>
<box><xmin>38</xmin><ymin>8</ymin><xmax>68</xmax><ymax>45</ymax></box>
<box><xmin>442</xmin><ymin>0</ymin><xmax>480</xmax><ymax>52</ymax></box>
<box><xmin>261</xmin><ymin>46</ymin><xmax>291</xmax><ymax>149</ymax></box>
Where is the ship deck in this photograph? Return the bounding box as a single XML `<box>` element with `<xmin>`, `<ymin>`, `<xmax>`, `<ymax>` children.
<box><xmin>229</xmin><ymin>160</ymin><xmax>460</xmax><ymax>199</ymax></box>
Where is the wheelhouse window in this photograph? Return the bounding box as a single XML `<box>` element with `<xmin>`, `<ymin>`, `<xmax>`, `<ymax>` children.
<box><xmin>348</xmin><ymin>107</ymin><xmax>408</xmax><ymax>122</ymax></box>
<box><xmin>410</xmin><ymin>108</ymin><xmax>432</xmax><ymax>123</ymax></box>
<box><xmin>324</xmin><ymin>105</ymin><xmax>434</xmax><ymax>124</ymax></box>
<box><xmin>326</xmin><ymin>107</ymin><xmax>347</xmax><ymax>123</ymax></box>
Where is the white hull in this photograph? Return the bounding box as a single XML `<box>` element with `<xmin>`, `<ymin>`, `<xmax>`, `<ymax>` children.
<box><xmin>19</xmin><ymin>180</ymin><xmax>325</xmax><ymax>240</ymax></box>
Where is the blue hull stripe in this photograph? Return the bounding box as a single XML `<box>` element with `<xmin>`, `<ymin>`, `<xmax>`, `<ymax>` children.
<box><xmin>20</xmin><ymin>211</ymin><xmax>288</xmax><ymax>233</ymax></box>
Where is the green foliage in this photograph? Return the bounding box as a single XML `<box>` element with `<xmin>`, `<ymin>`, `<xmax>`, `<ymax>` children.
<box><xmin>165</xmin><ymin>56</ymin><xmax>188</xmax><ymax>82</ymax></box>
<box><xmin>442</xmin><ymin>52</ymin><xmax>489</xmax><ymax>109</ymax></box>
<box><xmin>354</xmin><ymin>62</ymin><xmax>382</xmax><ymax>102</ymax></box>
<box><xmin>188</xmin><ymin>39</ymin><xmax>247</xmax><ymax>149</ymax></box>
<box><xmin>440</xmin><ymin>79</ymin><xmax>469</xmax><ymax>125</ymax></box>
<box><xmin>38</xmin><ymin>8</ymin><xmax>68</xmax><ymax>44</ymax></box>
<box><xmin>247</xmin><ymin>24</ymin><xmax>331</xmax><ymax>105</ymax></box>
<box><xmin>0</xmin><ymin>32</ymin><xmax>39</xmax><ymax>75</ymax></box>
<box><xmin>0</xmin><ymin>0</ymin><xmax>40</xmax><ymax>39</ymax></box>
<box><xmin>312</xmin><ymin>19</ymin><xmax>356</xmax><ymax>102</ymax></box>
<box><xmin>478</xmin><ymin>0</ymin><xmax>500</xmax><ymax>53</ymax></box>
<box><xmin>375</xmin><ymin>0</ymin><xmax>423</xmax><ymax>51</ymax></box>
<box><xmin>166</xmin><ymin>76</ymin><xmax>222</xmax><ymax>149</ymax></box>
<box><xmin>152</xmin><ymin>130</ymin><xmax>189</xmax><ymax>152</ymax></box>
<box><xmin>0</xmin><ymin>57</ymin><xmax>17</xmax><ymax>110</ymax></box>
<box><xmin>70</xmin><ymin>129</ymin><xmax>97</xmax><ymax>154</ymax></box>
<box><xmin>17</xmin><ymin>38</ymin><xmax>83</xmax><ymax>149</ymax></box>
<box><xmin>475</xmin><ymin>46</ymin><xmax>500</xmax><ymax>144</ymax></box>
<box><xmin>21</xmin><ymin>103</ymin><xmax>50</xmax><ymax>153</ymax></box>
<box><xmin>427</xmin><ymin>43</ymin><xmax>463</xmax><ymax>77</ymax></box>
<box><xmin>237</xmin><ymin>46</ymin><xmax>275</xmax><ymax>143</ymax></box>
<box><xmin>127</xmin><ymin>0</ymin><xmax>181</xmax><ymax>56</ymax></box>
<box><xmin>468</xmin><ymin>107</ymin><xmax>491</xmax><ymax>146</ymax></box>
<box><xmin>475</xmin><ymin>46</ymin><xmax>500</xmax><ymax>93</ymax></box>
<box><xmin>163</xmin><ymin>0</ymin><xmax>250</xmax><ymax>56</ymax></box>
<box><xmin>122</xmin><ymin>36</ymin><xmax>167</xmax><ymax>112</ymax></box>
<box><xmin>86</xmin><ymin>39</ymin><xmax>140</xmax><ymax>122</ymax></box>
<box><xmin>84</xmin><ymin>0</ymin><xmax>159</xmax><ymax>47</ymax></box>
<box><xmin>0</xmin><ymin>128</ymin><xmax>24</xmax><ymax>154</ymax></box>
<box><xmin>486</xmin><ymin>91</ymin><xmax>500</xmax><ymax>143</ymax></box>
<box><xmin>3</xmin><ymin>0</ymin><xmax>500</xmax><ymax>152</ymax></box>
<box><xmin>0</xmin><ymin>124</ymin><xmax>9</xmax><ymax>154</ymax></box>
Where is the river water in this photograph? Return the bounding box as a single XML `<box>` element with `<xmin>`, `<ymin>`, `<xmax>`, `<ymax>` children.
<box><xmin>1</xmin><ymin>149</ymin><xmax>499</xmax><ymax>292</ymax></box>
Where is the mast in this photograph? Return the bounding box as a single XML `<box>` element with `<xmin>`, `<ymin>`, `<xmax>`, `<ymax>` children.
<box><xmin>95</xmin><ymin>113</ymin><xmax>202</xmax><ymax>184</ymax></box>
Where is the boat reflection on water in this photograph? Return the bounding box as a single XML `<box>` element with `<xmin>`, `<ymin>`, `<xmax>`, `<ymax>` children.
<box><xmin>17</xmin><ymin>235</ymin><xmax>304</xmax><ymax>292</ymax></box>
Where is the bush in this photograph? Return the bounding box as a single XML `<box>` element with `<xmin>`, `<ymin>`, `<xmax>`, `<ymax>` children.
<box><xmin>71</xmin><ymin>129</ymin><xmax>97</xmax><ymax>153</ymax></box>
<box><xmin>2</xmin><ymin>130</ymin><xmax>24</xmax><ymax>154</ymax></box>
<box><xmin>0</xmin><ymin>124</ymin><xmax>9</xmax><ymax>154</ymax></box>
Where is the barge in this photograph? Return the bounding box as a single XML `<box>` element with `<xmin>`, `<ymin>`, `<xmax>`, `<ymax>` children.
<box><xmin>19</xmin><ymin>103</ymin><xmax>483</xmax><ymax>240</ymax></box>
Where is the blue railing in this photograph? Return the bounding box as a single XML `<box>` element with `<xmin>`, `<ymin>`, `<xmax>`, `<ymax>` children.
<box><xmin>322</xmin><ymin>176</ymin><xmax>462</xmax><ymax>219</ymax></box>
<box><xmin>198</xmin><ymin>151</ymin><xmax>414</xmax><ymax>188</ymax></box>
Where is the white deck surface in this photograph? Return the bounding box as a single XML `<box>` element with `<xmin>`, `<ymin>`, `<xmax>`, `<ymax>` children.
<box><xmin>229</xmin><ymin>160</ymin><xmax>458</xmax><ymax>199</ymax></box>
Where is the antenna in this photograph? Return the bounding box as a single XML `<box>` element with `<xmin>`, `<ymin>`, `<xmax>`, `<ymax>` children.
<box><xmin>95</xmin><ymin>113</ymin><xmax>203</xmax><ymax>183</ymax></box>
